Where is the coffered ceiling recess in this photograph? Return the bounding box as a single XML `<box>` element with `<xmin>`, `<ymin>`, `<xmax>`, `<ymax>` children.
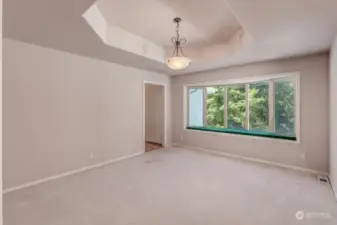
<box><xmin>83</xmin><ymin>0</ymin><xmax>252</xmax><ymax>73</ymax></box>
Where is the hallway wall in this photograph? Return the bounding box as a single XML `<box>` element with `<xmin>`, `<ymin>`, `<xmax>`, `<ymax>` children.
<box><xmin>145</xmin><ymin>84</ymin><xmax>165</xmax><ymax>145</ymax></box>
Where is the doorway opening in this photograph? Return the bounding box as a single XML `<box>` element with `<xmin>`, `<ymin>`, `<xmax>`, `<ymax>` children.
<box><xmin>144</xmin><ymin>82</ymin><xmax>165</xmax><ymax>152</ymax></box>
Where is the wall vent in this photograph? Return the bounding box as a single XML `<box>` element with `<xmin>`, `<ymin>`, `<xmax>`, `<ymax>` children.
<box><xmin>317</xmin><ymin>175</ymin><xmax>329</xmax><ymax>184</ymax></box>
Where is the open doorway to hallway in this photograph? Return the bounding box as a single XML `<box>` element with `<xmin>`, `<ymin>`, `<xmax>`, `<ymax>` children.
<box><xmin>144</xmin><ymin>83</ymin><xmax>165</xmax><ymax>152</ymax></box>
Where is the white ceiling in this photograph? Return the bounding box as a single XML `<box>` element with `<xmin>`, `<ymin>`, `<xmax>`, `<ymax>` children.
<box><xmin>4</xmin><ymin>0</ymin><xmax>337</xmax><ymax>75</ymax></box>
<box><xmin>96</xmin><ymin>0</ymin><xmax>241</xmax><ymax>48</ymax></box>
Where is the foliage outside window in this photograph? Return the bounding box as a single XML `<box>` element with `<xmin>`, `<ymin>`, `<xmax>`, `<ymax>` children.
<box><xmin>187</xmin><ymin>75</ymin><xmax>297</xmax><ymax>140</ymax></box>
<box><xmin>274</xmin><ymin>80</ymin><xmax>295</xmax><ymax>136</ymax></box>
<box><xmin>206</xmin><ymin>87</ymin><xmax>225</xmax><ymax>128</ymax></box>
<box><xmin>249</xmin><ymin>82</ymin><xmax>269</xmax><ymax>132</ymax></box>
<box><xmin>227</xmin><ymin>85</ymin><xmax>245</xmax><ymax>130</ymax></box>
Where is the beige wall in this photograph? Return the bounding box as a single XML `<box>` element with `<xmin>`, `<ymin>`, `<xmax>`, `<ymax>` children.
<box><xmin>330</xmin><ymin>36</ymin><xmax>337</xmax><ymax>198</ymax></box>
<box><xmin>145</xmin><ymin>84</ymin><xmax>164</xmax><ymax>144</ymax></box>
<box><xmin>172</xmin><ymin>54</ymin><xmax>329</xmax><ymax>172</ymax></box>
<box><xmin>1</xmin><ymin>0</ymin><xmax>3</xmax><ymax>223</ymax></box>
<box><xmin>3</xmin><ymin>38</ymin><xmax>171</xmax><ymax>189</ymax></box>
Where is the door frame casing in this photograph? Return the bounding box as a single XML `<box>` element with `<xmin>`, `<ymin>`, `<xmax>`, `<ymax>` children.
<box><xmin>143</xmin><ymin>81</ymin><xmax>167</xmax><ymax>152</ymax></box>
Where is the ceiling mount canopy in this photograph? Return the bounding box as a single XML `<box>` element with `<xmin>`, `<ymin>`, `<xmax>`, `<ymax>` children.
<box><xmin>166</xmin><ymin>17</ymin><xmax>191</xmax><ymax>70</ymax></box>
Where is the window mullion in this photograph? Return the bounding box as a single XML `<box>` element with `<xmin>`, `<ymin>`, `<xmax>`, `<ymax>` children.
<box><xmin>223</xmin><ymin>86</ymin><xmax>228</xmax><ymax>128</ymax></box>
<box><xmin>203</xmin><ymin>87</ymin><xmax>207</xmax><ymax>127</ymax></box>
<box><xmin>268</xmin><ymin>81</ymin><xmax>275</xmax><ymax>132</ymax></box>
<box><xmin>186</xmin><ymin>87</ymin><xmax>190</xmax><ymax>128</ymax></box>
<box><xmin>245</xmin><ymin>84</ymin><xmax>249</xmax><ymax>130</ymax></box>
<box><xmin>293</xmin><ymin>79</ymin><xmax>298</xmax><ymax>137</ymax></box>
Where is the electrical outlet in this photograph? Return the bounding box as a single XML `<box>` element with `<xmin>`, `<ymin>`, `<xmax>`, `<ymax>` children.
<box><xmin>180</xmin><ymin>135</ymin><xmax>184</xmax><ymax>141</ymax></box>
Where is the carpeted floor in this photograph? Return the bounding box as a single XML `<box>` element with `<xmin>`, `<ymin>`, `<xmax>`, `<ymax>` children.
<box><xmin>4</xmin><ymin>147</ymin><xmax>337</xmax><ymax>225</ymax></box>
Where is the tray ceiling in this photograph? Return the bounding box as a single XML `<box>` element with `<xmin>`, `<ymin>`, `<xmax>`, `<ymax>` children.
<box><xmin>85</xmin><ymin>0</ymin><xmax>250</xmax><ymax>69</ymax></box>
<box><xmin>96</xmin><ymin>0</ymin><xmax>242</xmax><ymax>48</ymax></box>
<box><xmin>4</xmin><ymin>0</ymin><xmax>337</xmax><ymax>75</ymax></box>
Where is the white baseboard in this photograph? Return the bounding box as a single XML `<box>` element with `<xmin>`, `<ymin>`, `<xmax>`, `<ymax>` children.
<box><xmin>164</xmin><ymin>143</ymin><xmax>173</xmax><ymax>148</ymax></box>
<box><xmin>329</xmin><ymin>176</ymin><xmax>337</xmax><ymax>201</ymax></box>
<box><xmin>3</xmin><ymin>152</ymin><xmax>143</xmax><ymax>195</ymax></box>
<box><xmin>172</xmin><ymin>143</ymin><xmax>328</xmax><ymax>176</ymax></box>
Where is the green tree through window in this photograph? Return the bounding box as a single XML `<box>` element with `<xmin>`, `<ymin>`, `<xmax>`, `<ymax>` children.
<box><xmin>206</xmin><ymin>86</ymin><xmax>224</xmax><ymax>128</ymax></box>
<box><xmin>249</xmin><ymin>83</ymin><xmax>269</xmax><ymax>131</ymax></box>
<box><xmin>227</xmin><ymin>86</ymin><xmax>245</xmax><ymax>129</ymax></box>
<box><xmin>275</xmin><ymin>81</ymin><xmax>295</xmax><ymax>136</ymax></box>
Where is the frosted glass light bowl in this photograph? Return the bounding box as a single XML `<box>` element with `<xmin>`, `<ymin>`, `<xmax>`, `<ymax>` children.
<box><xmin>166</xmin><ymin>56</ymin><xmax>191</xmax><ymax>70</ymax></box>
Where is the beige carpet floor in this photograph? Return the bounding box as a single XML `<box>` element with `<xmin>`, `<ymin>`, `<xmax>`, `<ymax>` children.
<box><xmin>4</xmin><ymin>147</ymin><xmax>337</xmax><ymax>225</ymax></box>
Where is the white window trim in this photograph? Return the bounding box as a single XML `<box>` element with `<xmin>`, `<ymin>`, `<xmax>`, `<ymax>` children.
<box><xmin>187</xmin><ymin>72</ymin><xmax>300</xmax><ymax>87</ymax></box>
<box><xmin>183</xmin><ymin>72</ymin><xmax>300</xmax><ymax>143</ymax></box>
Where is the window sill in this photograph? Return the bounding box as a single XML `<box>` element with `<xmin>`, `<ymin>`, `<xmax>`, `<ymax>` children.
<box><xmin>186</xmin><ymin>126</ymin><xmax>297</xmax><ymax>141</ymax></box>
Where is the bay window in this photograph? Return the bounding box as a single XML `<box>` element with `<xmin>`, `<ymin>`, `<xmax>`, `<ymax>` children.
<box><xmin>186</xmin><ymin>73</ymin><xmax>299</xmax><ymax>141</ymax></box>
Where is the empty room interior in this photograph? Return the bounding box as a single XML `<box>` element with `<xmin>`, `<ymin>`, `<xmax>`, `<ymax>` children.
<box><xmin>2</xmin><ymin>0</ymin><xmax>337</xmax><ymax>224</ymax></box>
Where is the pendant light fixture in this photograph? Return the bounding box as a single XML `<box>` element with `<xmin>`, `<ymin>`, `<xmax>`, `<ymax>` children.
<box><xmin>166</xmin><ymin>17</ymin><xmax>191</xmax><ymax>70</ymax></box>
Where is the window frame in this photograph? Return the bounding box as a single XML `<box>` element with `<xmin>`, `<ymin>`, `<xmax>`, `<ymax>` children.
<box><xmin>184</xmin><ymin>72</ymin><xmax>300</xmax><ymax>142</ymax></box>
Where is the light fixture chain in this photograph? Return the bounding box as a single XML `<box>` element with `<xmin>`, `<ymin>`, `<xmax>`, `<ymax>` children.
<box><xmin>176</xmin><ymin>20</ymin><xmax>180</xmax><ymax>40</ymax></box>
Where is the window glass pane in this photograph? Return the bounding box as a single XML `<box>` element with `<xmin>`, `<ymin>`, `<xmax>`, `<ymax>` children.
<box><xmin>249</xmin><ymin>82</ymin><xmax>269</xmax><ymax>131</ymax></box>
<box><xmin>206</xmin><ymin>86</ymin><xmax>224</xmax><ymax>128</ymax></box>
<box><xmin>227</xmin><ymin>85</ymin><xmax>245</xmax><ymax>129</ymax></box>
<box><xmin>274</xmin><ymin>80</ymin><xmax>295</xmax><ymax>136</ymax></box>
<box><xmin>189</xmin><ymin>88</ymin><xmax>203</xmax><ymax>126</ymax></box>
